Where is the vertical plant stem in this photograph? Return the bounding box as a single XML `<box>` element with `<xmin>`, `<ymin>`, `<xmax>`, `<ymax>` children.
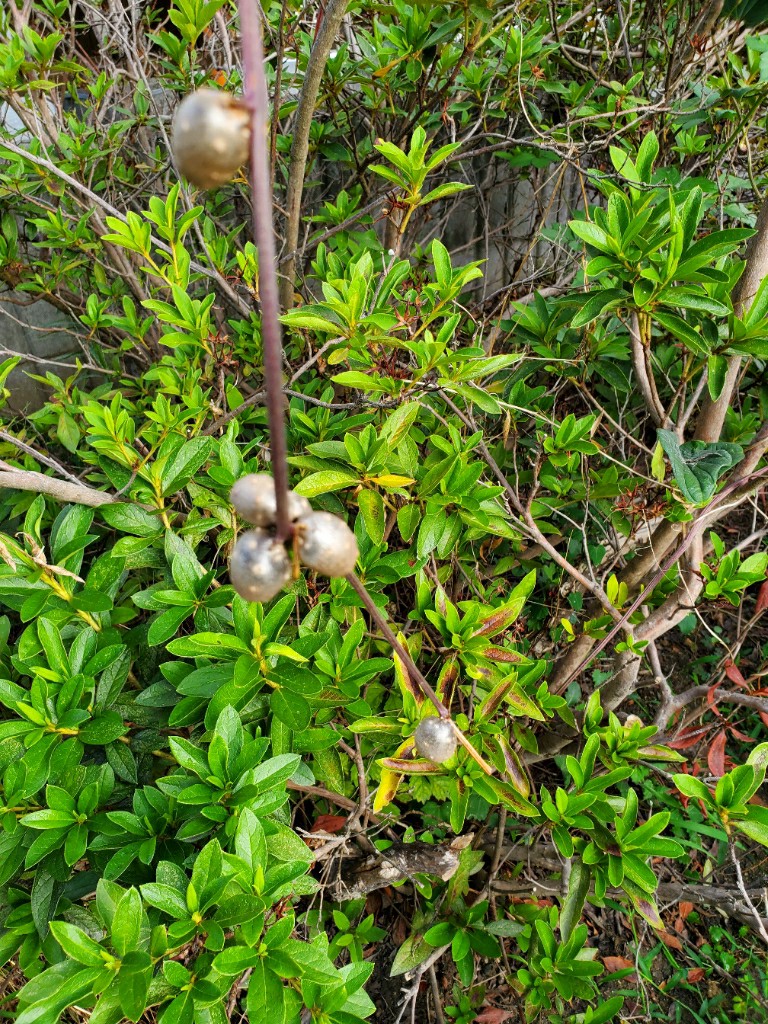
<box><xmin>279</xmin><ymin>0</ymin><xmax>350</xmax><ymax>309</ymax></box>
<box><xmin>238</xmin><ymin>2</ymin><xmax>442</xmax><ymax>725</ymax></box>
<box><xmin>345</xmin><ymin>572</ymin><xmax>448</xmax><ymax>717</ymax></box>
<box><xmin>239</xmin><ymin>0</ymin><xmax>292</xmax><ymax>542</ymax></box>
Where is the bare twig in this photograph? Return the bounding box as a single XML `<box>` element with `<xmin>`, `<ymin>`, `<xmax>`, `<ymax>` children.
<box><xmin>345</xmin><ymin>571</ymin><xmax>448</xmax><ymax>717</ymax></box>
<box><xmin>729</xmin><ymin>839</ymin><xmax>768</xmax><ymax>944</ymax></box>
<box><xmin>239</xmin><ymin>0</ymin><xmax>293</xmax><ymax>542</ymax></box>
<box><xmin>0</xmin><ymin>430</ymin><xmax>83</xmax><ymax>486</ymax></box>
<box><xmin>279</xmin><ymin>0</ymin><xmax>350</xmax><ymax>309</ymax></box>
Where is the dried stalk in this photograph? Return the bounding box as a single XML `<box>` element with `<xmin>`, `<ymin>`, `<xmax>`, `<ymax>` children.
<box><xmin>345</xmin><ymin>572</ymin><xmax>448</xmax><ymax>717</ymax></box>
<box><xmin>239</xmin><ymin>0</ymin><xmax>293</xmax><ymax>541</ymax></box>
<box><xmin>278</xmin><ymin>0</ymin><xmax>350</xmax><ymax>309</ymax></box>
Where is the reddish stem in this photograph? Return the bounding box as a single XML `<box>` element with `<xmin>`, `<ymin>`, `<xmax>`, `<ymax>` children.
<box><xmin>237</xmin><ymin>2</ymin><xmax>446</xmax><ymax>725</ymax></box>
<box><xmin>238</xmin><ymin>0</ymin><xmax>292</xmax><ymax>542</ymax></box>
<box><xmin>345</xmin><ymin>572</ymin><xmax>448</xmax><ymax>717</ymax></box>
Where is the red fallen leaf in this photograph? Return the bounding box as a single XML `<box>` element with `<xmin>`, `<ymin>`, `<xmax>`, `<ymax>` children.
<box><xmin>728</xmin><ymin>726</ymin><xmax>755</xmax><ymax>744</ymax></box>
<box><xmin>474</xmin><ymin>1008</ymin><xmax>514</xmax><ymax>1024</ymax></box>
<box><xmin>603</xmin><ymin>956</ymin><xmax>636</xmax><ymax>977</ymax></box>
<box><xmin>708</xmin><ymin>732</ymin><xmax>727</xmax><ymax>778</ymax></box>
<box><xmin>679</xmin><ymin>901</ymin><xmax>694</xmax><ymax>920</ymax></box>
<box><xmin>659</xmin><ymin>930</ymin><xmax>683</xmax><ymax>950</ymax></box>
<box><xmin>687</xmin><ymin>967</ymin><xmax>706</xmax><ymax>983</ymax></box>
<box><xmin>724</xmin><ymin>659</ymin><xmax>747</xmax><ymax>688</ymax></box>
<box><xmin>756</xmin><ymin>579</ymin><xmax>768</xmax><ymax>614</ymax></box>
<box><xmin>706</xmin><ymin>685</ymin><xmax>724</xmax><ymax>718</ymax></box>
<box><xmin>311</xmin><ymin>814</ymin><xmax>347</xmax><ymax>834</ymax></box>
<box><xmin>667</xmin><ymin>726</ymin><xmax>711</xmax><ymax>749</ymax></box>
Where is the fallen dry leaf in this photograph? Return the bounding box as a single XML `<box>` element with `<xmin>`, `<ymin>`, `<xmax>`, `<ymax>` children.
<box><xmin>659</xmin><ymin>930</ymin><xmax>683</xmax><ymax>950</ymax></box>
<box><xmin>311</xmin><ymin>814</ymin><xmax>347</xmax><ymax>834</ymax></box>
<box><xmin>603</xmin><ymin>956</ymin><xmax>635</xmax><ymax>977</ymax></box>
<box><xmin>474</xmin><ymin>1007</ymin><xmax>514</xmax><ymax>1024</ymax></box>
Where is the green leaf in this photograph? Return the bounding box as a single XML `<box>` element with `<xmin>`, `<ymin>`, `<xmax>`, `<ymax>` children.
<box><xmin>213</xmin><ymin>946</ymin><xmax>261</xmax><ymax>975</ymax></box>
<box><xmin>653</xmin><ymin>310</ymin><xmax>708</xmax><ymax>356</ymax></box>
<box><xmin>80</xmin><ymin>711</ymin><xmax>127</xmax><ymax>744</ymax></box>
<box><xmin>569</xmin><ymin>221</ymin><xmax>618</xmax><ymax>255</ymax></box>
<box><xmin>246</xmin><ymin>961</ymin><xmax>300</xmax><ymax>1024</ymax></box>
<box><xmin>50</xmin><ymin>921</ymin><xmax>105</xmax><ymax>966</ymax></box>
<box><xmin>390</xmin><ymin>932</ymin><xmax>434</xmax><ymax>976</ymax></box>
<box><xmin>421</xmin><ymin>181</ymin><xmax>472</xmax><ymax>205</ymax></box>
<box><xmin>16</xmin><ymin>962</ymin><xmax>102</xmax><ymax>1024</ymax></box>
<box><xmin>560</xmin><ymin>859</ymin><xmax>590</xmax><ymax>942</ymax></box>
<box><xmin>570</xmin><ymin>289</ymin><xmax>626</xmax><ymax>328</ymax></box>
<box><xmin>271</xmin><ymin>687</ymin><xmax>311</xmax><ymax>731</ymax></box>
<box><xmin>735</xmin><ymin>810</ymin><xmax>768</xmax><ymax>847</ymax></box>
<box><xmin>100</xmin><ymin>504</ymin><xmax>163</xmax><ymax>537</ymax></box>
<box><xmin>281</xmin><ymin>305</ymin><xmax>345</xmax><ymax>332</ymax></box>
<box><xmin>635</xmin><ymin>130</ymin><xmax>658</xmax><ymax>182</ymax></box>
<box><xmin>112</xmin><ymin>888</ymin><xmax>143</xmax><ymax>956</ymax></box>
<box><xmin>673</xmin><ymin>773</ymin><xmax>713</xmax><ymax>803</ymax></box>
<box><xmin>140</xmin><ymin>883</ymin><xmax>189</xmax><ymax>919</ymax></box>
<box><xmin>357</xmin><ymin>489</ymin><xmax>385</xmax><ymax>545</ymax></box>
<box><xmin>149</xmin><ymin>606</ymin><xmax>192</xmax><ymax>646</ymax></box>
<box><xmin>659</xmin><ymin>287</ymin><xmax>729</xmax><ymax>316</ymax></box>
<box><xmin>161</xmin><ymin>438</ymin><xmax>212</xmax><ymax>496</ymax></box>
<box><xmin>658</xmin><ymin>429</ymin><xmax>743</xmax><ymax>505</ymax></box>
<box><xmin>293</xmin><ymin>470</ymin><xmax>360</xmax><ymax>497</ymax></box>
<box><xmin>330</xmin><ymin>371</ymin><xmax>390</xmax><ymax>393</ymax></box>
<box><xmin>707</xmin><ymin>354</ymin><xmax>729</xmax><ymax>402</ymax></box>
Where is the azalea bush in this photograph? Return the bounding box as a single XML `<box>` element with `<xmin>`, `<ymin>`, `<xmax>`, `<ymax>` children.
<box><xmin>2</xmin><ymin>1</ymin><xmax>768</xmax><ymax>1023</ymax></box>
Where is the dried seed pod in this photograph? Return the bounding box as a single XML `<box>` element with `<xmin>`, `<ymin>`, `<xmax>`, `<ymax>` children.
<box><xmin>414</xmin><ymin>717</ymin><xmax>457</xmax><ymax>763</ymax></box>
<box><xmin>172</xmin><ymin>88</ymin><xmax>250</xmax><ymax>189</ymax></box>
<box><xmin>296</xmin><ymin>511</ymin><xmax>359</xmax><ymax>577</ymax></box>
<box><xmin>229</xmin><ymin>529</ymin><xmax>292</xmax><ymax>603</ymax></box>
<box><xmin>230</xmin><ymin>474</ymin><xmax>312</xmax><ymax>528</ymax></box>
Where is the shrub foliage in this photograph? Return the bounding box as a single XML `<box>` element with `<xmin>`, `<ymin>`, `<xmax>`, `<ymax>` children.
<box><xmin>2</xmin><ymin>1</ymin><xmax>768</xmax><ymax>1022</ymax></box>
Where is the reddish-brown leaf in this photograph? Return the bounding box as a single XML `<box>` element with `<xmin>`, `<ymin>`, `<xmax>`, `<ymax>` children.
<box><xmin>311</xmin><ymin>814</ymin><xmax>347</xmax><ymax>834</ymax></box>
<box><xmin>687</xmin><ymin>968</ymin><xmax>706</xmax><ymax>983</ymax></box>
<box><xmin>667</xmin><ymin>726</ymin><xmax>711</xmax><ymax>749</ymax></box>
<box><xmin>474</xmin><ymin>1008</ymin><xmax>514</xmax><ymax>1024</ymax></box>
<box><xmin>679</xmin><ymin>901</ymin><xmax>694</xmax><ymax>920</ymax></box>
<box><xmin>483</xmin><ymin>646</ymin><xmax>526</xmax><ymax>663</ymax></box>
<box><xmin>724</xmin><ymin>659</ymin><xmax>747</xmax><ymax>688</ymax></box>
<box><xmin>659</xmin><ymin>930</ymin><xmax>683</xmax><ymax>950</ymax></box>
<box><xmin>756</xmin><ymin>579</ymin><xmax>768</xmax><ymax>614</ymax></box>
<box><xmin>728</xmin><ymin>726</ymin><xmax>755</xmax><ymax>744</ymax></box>
<box><xmin>706</xmin><ymin>685</ymin><xmax>724</xmax><ymax>718</ymax></box>
<box><xmin>760</xmin><ymin>712</ymin><xmax>768</xmax><ymax>729</ymax></box>
<box><xmin>708</xmin><ymin>732</ymin><xmax>727</xmax><ymax>777</ymax></box>
<box><xmin>603</xmin><ymin>956</ymin><xmax>635</xmax><ymax>977</ymax></box>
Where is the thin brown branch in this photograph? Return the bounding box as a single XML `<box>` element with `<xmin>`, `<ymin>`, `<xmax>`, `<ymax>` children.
<box><xmin>279</xmin><ymin>0</ymin><xmax>350</xmax><ymax>309</ymax></box>
<box><xmin>345</xmin><ymin>571</ymin><xmax>448</xmax><ymax>717</ymax></box>
<box><xmin>239</xmin><ymin>0</ymin><xmax>293</xmax><ymax>542</ymax></box>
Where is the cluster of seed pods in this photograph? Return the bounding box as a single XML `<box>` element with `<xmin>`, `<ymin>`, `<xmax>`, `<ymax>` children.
<box><xmin>171</xmin><ymin>88</ymin><xmax>459</xmax><ymax>764</ymax></box>
<box><xmin>171</xmin><ymin>95</ymin><xmax>361</xmax><ymax>602</ymax></box>
<box><xmin>228</xmin><ymin>474</ymin><xmax>359</xmax><ymax>603</ymax></box>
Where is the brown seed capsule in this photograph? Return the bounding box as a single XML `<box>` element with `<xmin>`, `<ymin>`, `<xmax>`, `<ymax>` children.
<box><xmin>229</xmin><ymin>529</ymin><xmax>291</xmax><ymax>603</ymax></box>
<box><xmin>414</xmin><ymin>717</ymin><xmax>457</xmax><ymax>763</ymax></box>
<box><xmin>230</xmin><ymin>474</ymin><xmax>312</xmax><ymax>528</ymax></box>
<box><xmin>171</xmin><ymin>88</ymin><xmax>250</xmax><ymax>189</ymax></box>
<box><xmin>295</xmin><ymin>511</ymin><xmax>359</xmax><ymax>577</ymax></box>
